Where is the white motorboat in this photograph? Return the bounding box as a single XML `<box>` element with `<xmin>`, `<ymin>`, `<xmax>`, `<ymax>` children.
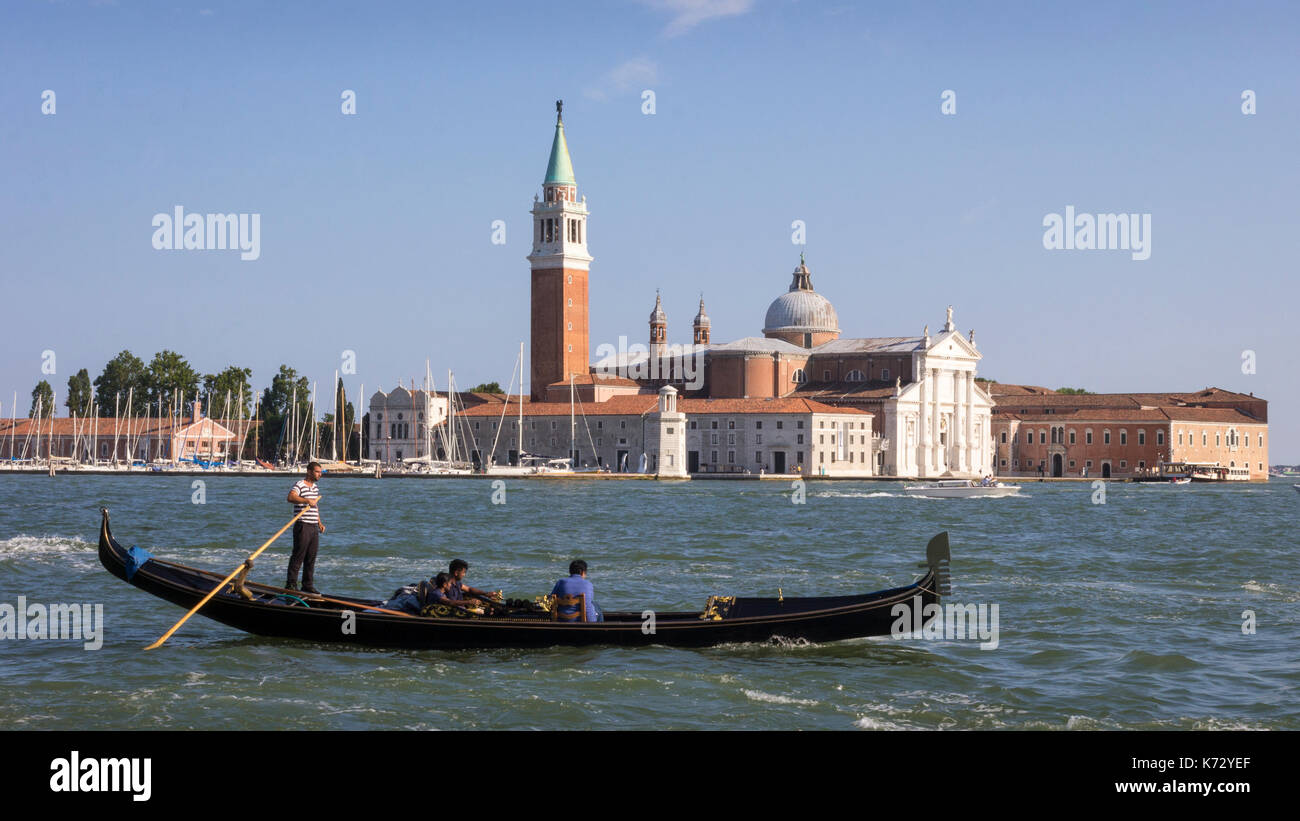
<box><xmin>902</xmin><ymin>479</ymin><xmax>1022</xmax><ymax>498</ymax></box>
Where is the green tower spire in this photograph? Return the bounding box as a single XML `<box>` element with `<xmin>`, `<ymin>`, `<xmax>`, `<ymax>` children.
<box><xmin>544</xmin><ymin>99</ymin><xmax>576</xmax><ymax>186</ymax></box>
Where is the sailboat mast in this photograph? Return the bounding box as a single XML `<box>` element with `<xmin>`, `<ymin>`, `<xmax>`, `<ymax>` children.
<box><xmin>570</xmin><ymin>373</ymin><xmax>576</xmax><ymax>465</ymax></box>
<box><xmin>310</xmin><ymin>381</ymin><xmax>318</xmax><ymax>461</ymax></box>
<box><xmin>331</xmin><ymin>370</ymin><xmax>339</xmax><ymax>462</ymax></box>
<box><xmin>112</xmin><ymin>393</ymin><xmax>119</xmax><ymax>465</ymax></box>
<box><xmin>514</xmin><ymin>340</ymin><xmax>520</xmax><ymax>465</ymax></box>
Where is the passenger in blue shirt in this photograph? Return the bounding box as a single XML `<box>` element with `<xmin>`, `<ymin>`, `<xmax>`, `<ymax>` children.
<box><xmin>427</xmin><ymin>572</ymin><xmax>474</xmax><ymax>611</ymax></box>
<box><xmin>550</xmin><ymin>560</ymin><xmax>603</xmax><ymax>622</ymax></box>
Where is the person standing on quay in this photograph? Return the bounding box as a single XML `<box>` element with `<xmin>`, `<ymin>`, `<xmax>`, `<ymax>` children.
<box><xmin>286</xmin><ymin>461</ymin><xmax>325</xmax><ymax>593</ymax></box>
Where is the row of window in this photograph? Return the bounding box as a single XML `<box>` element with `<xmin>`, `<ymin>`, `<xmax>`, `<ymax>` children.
<box><xmin>709</xmin><ymin>433</ymin><xmax>807</xmax><ymax>445</ymax></box>
<box><xmin>789</xmin><ymin>369</ymin><xmax>886</xmax><ymax>385</ymax></box>
<box><xmin>374</xmin><ymin>412</ymin><xmax>423</xmax><ymax>422</ymax></box>
<box><xmin>1004</xmin><ymin>427</ymin><xmax>1264</xmax><ymax>449</ymax></box>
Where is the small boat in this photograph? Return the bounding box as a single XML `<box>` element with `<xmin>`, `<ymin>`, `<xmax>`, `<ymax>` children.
<box><xmin>902</xmin><ymin>479</ymin><xmax>1021</xmax><ymax>498</ymax></box>
<box><xmin>1169</xmin><ymin>477</ymin><xmax>1192</xmax><ymax>485</ymax></box>
<box><xmin>96</xmin><ymin>509</ymin><xmax>950</xmax><ymax>649</ymax></box>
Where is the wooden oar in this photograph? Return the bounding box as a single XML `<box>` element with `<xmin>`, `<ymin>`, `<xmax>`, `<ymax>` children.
<box><xmin>145</xmin><ymin>506</ymin><xmax>311</xmax><ymax>650</ymax></box>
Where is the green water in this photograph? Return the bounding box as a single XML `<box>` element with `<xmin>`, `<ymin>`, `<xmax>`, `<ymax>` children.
<box><xmin>1</xmin><ymin>475</ymin><xmax>1296</xmax><ymax>729</ymax></box>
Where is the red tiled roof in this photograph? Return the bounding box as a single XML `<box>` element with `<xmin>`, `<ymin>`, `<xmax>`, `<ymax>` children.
<box><xmin>992</xmin><ymin>407</ymin><xmax>1263</xmax><ymax>425</ymax></box>
<box><xmin>457</xmin><ymin>395</ymin><xmax>870</xmax><ymax>417</ymax></box>
<box><xmin>985</xmin><ymin>384</ymin><xmax>1057</xmax><ymax>396</ymax></box>
<box><xmin>0</xmin><ymin>417</ymin><xmax>255</xmax><ymax>436</ymax></box>
<box><xmin>1161</xmin><ymin>407</ymin><xmax>1266</xmax><ymax>424</ymax></box>
<box><xmin>548</xmin><ymin>373</ymin><xmax>642</xmax><ymax>387</ymax></box>
<box><xmin>458</xmin><ymin>395</ymin><xmax>657</xmax><ymax>417</ymax></box>
<box><xmin>679</xmin><ymin>397</ymin><xmax>869</xmax><ymax>415</ymax></box>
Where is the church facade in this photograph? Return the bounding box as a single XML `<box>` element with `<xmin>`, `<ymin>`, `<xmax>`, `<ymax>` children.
<box><xmin>525</xmin><ymin>103</ymin><xmax>995</xmax><ymax>478</ymax></box>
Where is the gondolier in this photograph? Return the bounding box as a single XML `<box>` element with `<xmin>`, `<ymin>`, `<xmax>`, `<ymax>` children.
<box><xmin>286</xmin><ymin>462</ymin><xmax>324</xmax><ymax>593</ymax></box>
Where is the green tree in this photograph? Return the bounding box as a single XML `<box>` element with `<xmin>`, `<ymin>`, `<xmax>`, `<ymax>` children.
<box><xmin>202</xmin><ymin>366</ymin><xmax>254</xmax><ymax>417</ymax></box>
<box><xmin>146</xmin><ymin>350</ymin><xmax>201</xmax><ymax>411</ymax></box>
<box><xmin>469</xmin><ymin>381</ymin><xmax>504</xmax><ymax>394</ymax></box>
<box><xmin>30</xmin><ymin>380</ymin><xmax>54</xmax><ymax>417</ymax></box>
<box><xmin>65</xmin><ymin>369</ymin><xmax>92</xmax><ymax>416</ymax></box>
<box><xmin>1055</xmin><ymin>387</ymin><xmax>1093</xmax><ymax>395</ymax></box>
<box><xmin>259</xmin><ymin>365</ymin><xmax>312</xmax><ymax>461</ymax></box>
<box><xmin>94</xmin><ymin>350</ymin><xmax>149</xmax><ymax>414</ymax></box>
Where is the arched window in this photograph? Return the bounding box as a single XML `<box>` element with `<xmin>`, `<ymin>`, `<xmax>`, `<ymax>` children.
<box><xmin>792</xmin><ymin>369</ymin><xmax>806</xmax><ymax>384</ymax></box>
<box><xmin>845</xmin><ymin>370</ymin><xmax>865</xmax><ymax>382</ymax></box>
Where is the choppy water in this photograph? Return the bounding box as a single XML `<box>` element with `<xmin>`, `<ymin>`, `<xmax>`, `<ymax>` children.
<box><xmin>1</xmin><ymin>475</ymin><xmax>1297</xmax><ymax>730</ymax></box>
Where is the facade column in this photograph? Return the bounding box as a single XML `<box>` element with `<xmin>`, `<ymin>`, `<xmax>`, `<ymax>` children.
<box><xmin>931</xmin><ymin>368</ymin><xmax>942</xmax><ymax>472</ymax></box>
<box><xmin>965</xmin><ymin>371</ymin><xmax>976</xmax><ymax>472</ymax></box>
<box><xmin>917</xmin><ymin>371</ymin><xmax>929</xmax><ymax>477</ymax></box>
<box><xmin>954</xmin><ymin>370</ymin><xmax>966</xmax><ymax>472</ymax></box>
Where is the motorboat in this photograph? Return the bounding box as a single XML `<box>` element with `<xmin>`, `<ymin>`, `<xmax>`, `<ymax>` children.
<box><xmin>902</xmin><ymin>479</ymin><xmax>1021</xmax><ymax>498</ymax></box>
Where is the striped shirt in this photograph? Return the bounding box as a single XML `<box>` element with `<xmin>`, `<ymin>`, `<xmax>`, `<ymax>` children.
<box><xmin>290</xmin><ymin>479</ymin><xmax>321</xmax><ymax>524</ymax></box>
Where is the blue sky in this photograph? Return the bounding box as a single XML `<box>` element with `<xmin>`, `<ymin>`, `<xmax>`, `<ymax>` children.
<box><xmin>2</xmin><ymin>1</ymin><xmax>1298</xmax><ymax>457</ymax></box>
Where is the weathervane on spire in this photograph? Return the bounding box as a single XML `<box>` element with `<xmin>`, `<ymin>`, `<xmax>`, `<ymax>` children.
<box><xmin>556</xmin><ymin>99</ymin><xmax>563</xmax><ymax>121</ymax></box>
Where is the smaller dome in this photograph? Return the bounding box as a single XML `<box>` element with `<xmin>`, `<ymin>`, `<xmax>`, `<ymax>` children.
<box><xmin>694</xmin><ymin>297</ymin><xmax>710</xmax><ymax>328</ymax></box>
<box><xmin>649</xmin><ymin>291</ymin><xmax>666</xmax><ymax>324</ymax></box>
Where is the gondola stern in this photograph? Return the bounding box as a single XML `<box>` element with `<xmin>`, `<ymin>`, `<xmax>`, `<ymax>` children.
<box><xmin>921</xmin><ymin>531</ymin><xmax>952</xmax><ymax>598</ymax></box>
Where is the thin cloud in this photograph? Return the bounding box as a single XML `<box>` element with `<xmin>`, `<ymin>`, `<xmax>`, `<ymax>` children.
<box><xmin>640</xmin><ymin>0</ymin><xmax>755</xmax><ymax>37</ymax></box>
<box><xmin>585</xmin><ymin>57</ymin><xmax>659</xmax><ymax>101</ymax></box>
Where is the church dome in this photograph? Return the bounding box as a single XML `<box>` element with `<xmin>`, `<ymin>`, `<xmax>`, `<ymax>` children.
<box><xmin>762</xmin><ymin>257</ymin><xmax>839</xmax><ymax>336</ymax></box>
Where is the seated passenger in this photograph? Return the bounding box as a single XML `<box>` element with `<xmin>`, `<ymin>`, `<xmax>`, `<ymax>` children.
<box><xmin>426</xmin><ymin>572</ymin><xmax>474</xmax><ymax>610</ymax></box>
<box><xmin>446</xmin><ymin>559</ymin><xmax>499</xmax><ymax>604</ymax></box>
<box><xmin>550</xmin><ymin>560</ymin><xmax>604</xmax><ymax>623</ymax></box>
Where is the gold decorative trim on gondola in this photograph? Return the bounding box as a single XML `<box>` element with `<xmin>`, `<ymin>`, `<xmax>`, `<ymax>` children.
<box><xmin>535</xmin><ymin>594</ymin><xmax>556</xmax><ymax>615</ymax></box>
<box><xmin>700</xmin><ymin>596</ymin><xmax>735</xmax><ymax>621</ymax></box>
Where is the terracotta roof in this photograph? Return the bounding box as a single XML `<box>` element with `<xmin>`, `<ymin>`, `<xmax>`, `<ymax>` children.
<box><xmin>985</xmin><ymin>383</ymin><xmax>1057</xmax><ymax>396</ymax></box>
<box><xmin>679</xmin><ymin>397</ymin><xmax>869</xmax><ymax>415</ymax></box>
<box><xmin>988</xmin><ymin>385</ymin><xmax>1263</xmax><ymax>406</ymax></box>
<box><xmin>1161</xmin><ymin>407</ymin><xmax>1266</xmax><ymax>424</ymax></box>
<box><xmin>0</xmin><ymin>417</ymin><xmax>255</xmax><ymax>436</ymax></box>
<box><xmin>993</xmin><ymin>407</ymin><xmax>1263</xmax><ymax>424</ymax></box>
<box><xmin>456</xmin><ymin>395</ymin><xmax>870</xmax><ymax>418</ymax></box>
<box><xmin>458</xmin><ymin>395</ymin><xmax>657</xmax><ymax>417</ymax></box>
<box><xmin>792</xmin><ymin>382</ymin><xmax>897</xmax><ymax>401</ymax></box>
<box><xmin>549</xmin><ymin>373</ymin><xmax>642</xmax><ymax>387</ymax></box>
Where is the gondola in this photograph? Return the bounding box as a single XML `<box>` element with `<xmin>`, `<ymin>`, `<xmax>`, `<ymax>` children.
<box><xmin>97</xmin><ymin>508</ymin><xmax>951</xmax><ymax>649</ymax></box>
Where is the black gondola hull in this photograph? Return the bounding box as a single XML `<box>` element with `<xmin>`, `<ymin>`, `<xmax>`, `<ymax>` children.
<box><xmin>98</xmin><ymin>510</ymin><xmax>946</xmax><ymax>650</ymax></box>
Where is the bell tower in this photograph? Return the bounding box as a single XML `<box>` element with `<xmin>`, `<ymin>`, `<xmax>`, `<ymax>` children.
<box><xmin>528</xmin><ymin>100</ymin><xmax>592</xmax><ymax>400</ymax></box>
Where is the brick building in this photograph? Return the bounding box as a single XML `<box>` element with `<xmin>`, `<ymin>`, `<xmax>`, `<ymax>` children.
<box><xmin>989</xmin><ymin>385</ymin><xmax>1268</xmax><ymax>480</ymax></box>
<box><xmin>0</xmin><ymin>403</ymin><xmax>252</xmax><ymax>464</ymax></box>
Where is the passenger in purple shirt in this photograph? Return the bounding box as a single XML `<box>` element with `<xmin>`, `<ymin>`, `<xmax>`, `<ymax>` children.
<box><xmin>550</xmin><ymin>560</ymin><xmax>604</xmax><ymax>622</ymax></box>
